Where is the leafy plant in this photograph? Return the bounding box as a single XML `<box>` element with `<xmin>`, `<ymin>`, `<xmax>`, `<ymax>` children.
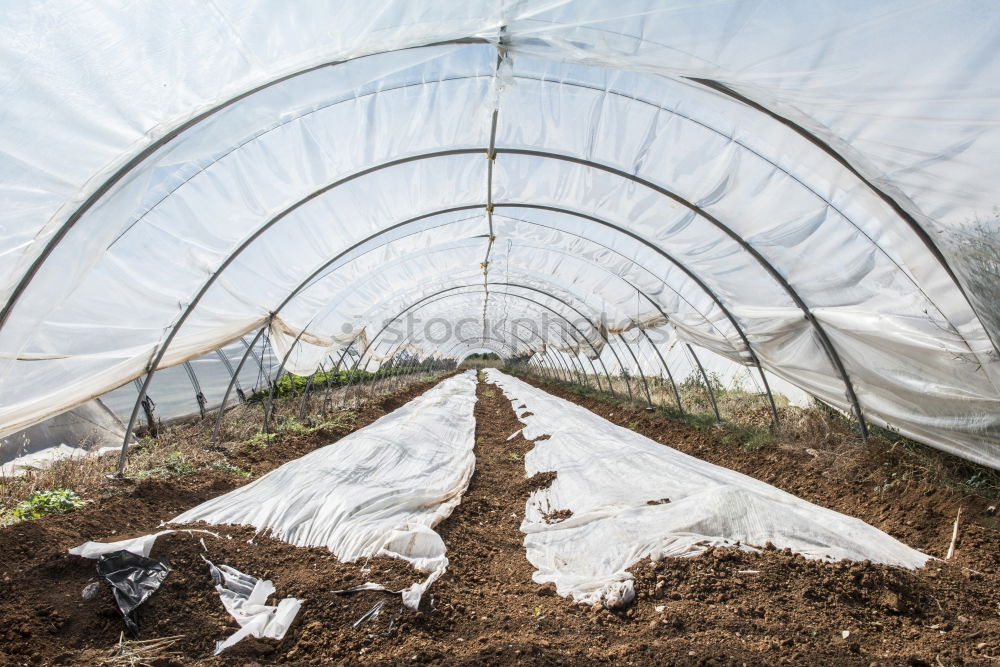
<box><xmin>136</xmin><ymin>451</ymin><xmax>199</xmax><ymax>479</ymax></box>
<box><xmin>164</xmin><ymin>452</ymin><xmax>197</xmax><ymax>475</ymax></box>
<box><xmin>209</xmin><ymin>461</ymin><xmax>252</xmax><ymax>477</ymax></box>
<box><xmin>12</xmin><ymin>488</ymin><xmax>85</xmax><ymax>520</ymax></box>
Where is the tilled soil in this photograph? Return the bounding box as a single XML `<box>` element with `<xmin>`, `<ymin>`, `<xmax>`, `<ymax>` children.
<box><xmin>515</xmin><ymin>374</ymin><xmax>1000</xmax><ymax>571</ymax></box>
<box><xmin>0</xmin><ymin>375</ymin><xmax>453</xmax><ymax>665</ymax></box>
<box><xmin>0</xmin><ymin>374</ymin><xmax>998</xmax><ymax>665</ymax></box>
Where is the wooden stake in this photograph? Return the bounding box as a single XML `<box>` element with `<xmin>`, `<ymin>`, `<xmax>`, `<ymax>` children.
<box><xmin>946</xmin><ymin>506</ymin><xmax>962</xmax><ymax>560</ymax></box>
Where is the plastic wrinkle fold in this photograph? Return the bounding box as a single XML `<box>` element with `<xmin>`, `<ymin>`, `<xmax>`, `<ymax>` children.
<box><xmin>95</xmin><ymin>550</ymin><xmax>170</xmax><ymax>638</ymax></box>
<box><xmin>484</xmin><ymin>369</ymin><xmax>930</xmax><ymax>608</ymax></box>
<box><xmin>203</xmin><ymin>557</ymin><xmax>301</xmax><ymax>655</ymax></box>
<box><xmin>69</xmin><ymin>529</ymin><xmax>221</xmax><ymax>560</ymax></box>
<box><xmin>171</xmin><ymin>371</ymin><xmax>479</xmax><ymax>609</ymax></box>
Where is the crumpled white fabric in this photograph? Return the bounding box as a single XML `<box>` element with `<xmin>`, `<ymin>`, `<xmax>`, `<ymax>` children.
<box><xmin>172</xmin><ymin>371</ymin><xmax>478</xmax><ymax>608</ymax></box>
<box><xmin>485</xmin><ymin>369</ymin><xmax>930</xmax><ymax>608</ymax></box>
<box><xmin>203</xmin><ymin>557</ymin><xmax>300</xmax><ymax>655</ymax></box>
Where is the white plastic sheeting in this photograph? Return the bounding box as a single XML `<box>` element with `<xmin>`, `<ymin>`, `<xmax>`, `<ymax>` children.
<box><xmin>484</xmin><ymin>369</ymin><xmax>929</xmax><ymax>608</ymax></box>
<box><xmin>68</xmin><ymin>530</ymin><xmax>298</xmax><ymax>654</ymax></box>
<box><xmin>205</xmin><ymin>559</ymin><xmax>301</xmax><ymax>655</ymax></box>
<box><xmin>0</xmin><ymin>399</ymin><xmax>128</xmax><ymax>476</ymax></box>
<box><xmin>173</xmin><ymin>371</ymin><xmax>478</xmax><ymax>608</ymax></box>
<box><xmin>69</xmin><ymin>529</ymin><xmax>222</xmax><ymax>560</ymax></box>
<box><xmin>1</xmin><ymin>3</ymin><xmax>998</xmax><ymax>469</ymax></box>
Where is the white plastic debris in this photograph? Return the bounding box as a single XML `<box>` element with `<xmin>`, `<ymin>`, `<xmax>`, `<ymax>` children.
<box><xmin>204</xmin><ymin>557</ymin><xmax>300</xmax><ymax>655</ymax></box>
<box><xmin>484</xmin><ymin>369</ymin><xmax>930</xmax><ymax>608</ymax></box>
<box><xmin>69</xmin><ymin>529</ymin><xmax>220</xmax><ymax>559</ymax></box>
<box><xmin>173</xmin><ymin>371</ymin><xmax>478</xmax><ymax>609</ymax></box>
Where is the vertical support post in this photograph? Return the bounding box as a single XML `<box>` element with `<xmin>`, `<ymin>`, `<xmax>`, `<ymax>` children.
<box><xmin>181</xmin><ymin>361</ymin><xmax>208</xmax><ymax>419</ymax></box>
<box><xmin>637</xmin><ymin>328</ymin><xmax>683</xmax><ymax>414</ymax></box>
<box><xmin>755</xmin><ymin>364</ymin><xmax>781</xmax><ymax>431</ymax></box>
<box><xmin>210</xmin><ymin>326</ymin><xmax>267</xmax><ymax>444</ymax></box>
<box><xmin>687</xmin><ymin>343</ymin><xmax>721</xmax><ymax>422</ymax></box>
<box><xmin>296</xmin><ymin>361</ymin><xmax>326</xmax><ymax>420</ymax></box>
<box><xmin>262</xmin><ymin>325</ymin><xmax>312</xmax><ymax>434</ymax></box>
<box><xmin>617</xmin><ymin>333</ymin><xmax>654</xmax><ymax>408</ymax></box>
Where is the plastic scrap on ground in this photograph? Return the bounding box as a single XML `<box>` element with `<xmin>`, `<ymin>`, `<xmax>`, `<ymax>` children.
<box><xmin>484</xmin><ymin>369</ymin><xmax>931</xmax><ymax>609</ymax></box>
<box><xmin>95</xmin><ymin>550</ymin><xmax>170</xmax><ymax>637</ymax></box>
<box><xmin>203</xmin><ymin>557</ymin><xmax>301</xmax><ymax>655</ymax></box>
<box><xmin>69</xmin><ymin>529</ymin><xmax>220</xmax><ymax>559</ymax></box>
<box><xmin>172</xmin><ymin>370</ymin><xmax>479</xmax><ymax>609</ymax></box>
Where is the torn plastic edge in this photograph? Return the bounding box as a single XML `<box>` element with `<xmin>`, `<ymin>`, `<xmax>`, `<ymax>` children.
<box><xmin>353</xmin><ymin>599</ymin><xmax>387</xmax><ymax>629</ymax></box>
<box><xmin>202</xmin><ymin>556</ymin><xmax>300</xmax><ymax>655</ymax></box>
<box><xmin>96</xmin><ymin>549</ymin><xmax>171</xmax><ymax>638</ymax></box>
<box><xmin>69</xmin><ymin>528</ymin><xmax>222</xmax><ymax>559</ymax></box>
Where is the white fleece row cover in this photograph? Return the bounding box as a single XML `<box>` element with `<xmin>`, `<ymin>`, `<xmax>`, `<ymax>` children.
<box><xmin>484</xmin><ymin>369</ymin><xmax>929</xmax><ymax>607</ymax></box>
<box><xmin>173</xmin><ymin>370</ymin><xmax>478</xmax><ymax>608</ymax></box>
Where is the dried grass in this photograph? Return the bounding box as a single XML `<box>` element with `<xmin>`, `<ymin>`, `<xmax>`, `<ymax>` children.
<box><xmin>0</xmin><ymin>371</ymin><xmax>449</xmax><ymax>523</ymax></box>
<box><xmin>106</xmin><ymin>633</ymin><xmax>184</xmax><ymax>666</ymax></box>
<box><xmin>515</xmin><ymin>366</ymin><xmax>1000</xmax><ymax>504</ymax></box>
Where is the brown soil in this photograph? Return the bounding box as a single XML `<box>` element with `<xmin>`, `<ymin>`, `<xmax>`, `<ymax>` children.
<box><xmin>516</xmin><ymin>374</ymin><xmax>1000</xmax><ymax>570</ymax></box>
<box><xmin>0</xmin><ymin>373</ymin><xmax>997</xmax><ymax>665</ymax></box>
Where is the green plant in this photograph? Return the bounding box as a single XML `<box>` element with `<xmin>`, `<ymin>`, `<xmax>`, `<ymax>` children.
<box><xmin>276</xmin><ymin>416</ymin><xmax>309</xmax><ymax>434</ymax></box>
<box><xmin>164</xmin><ymin>451</ymin><xmax>197</xmax><ymax>475</ymax></box>
<box><xmin>11</xmin><ymin>488</ymin><xmax>85</xmax><ymax>520</ymax></box>
<box><xmin>136</xmin><ymin>451</ymin><xmax>199</xmax><ymax>479</ymax></box>
<box><xmin>209</xmin><ymin>461</ymin><xmax>252</xmax><ymax>477</ymax></box>
<box><xmin>508</xmin><ymin>452</ymin><xmax>522</xmax><ymax>462</ymax></box>
<box><xmin>246</xmin><ymin>431</ymin><xmax>273</xmax><ymax>449</ymax></box>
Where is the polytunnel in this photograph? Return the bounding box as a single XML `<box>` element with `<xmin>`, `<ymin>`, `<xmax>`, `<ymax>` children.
<box><xmin>1</xmin><ymin>0</ymin><xmax>999</xmax><ymax>475</ymax></box>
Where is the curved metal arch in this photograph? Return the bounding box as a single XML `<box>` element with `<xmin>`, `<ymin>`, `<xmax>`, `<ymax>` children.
<box><xmin>329</xmin><ymin>289</ymin><xmax>568</xmax><ymax>388</ymax></box>
<box><xmin>348</xmin><ymin>285</ymin><xmax>618</xmax><ymax>393</ymax></box>
<box><xmin>382</xmin><ymin>287</ymin><xmax>597</xmax><ymax>384</ymax></box>
<box><xmin>495</xmin><ymin>149</ymin><xmax>868</xmax><ymax>438</ymax></box>
<box><xmin>442</xmin><ymin>307</ymin><xmax>577</xmax><ymax>383</ymax></box>
<box><xmin>268</xmin><ymin>204</ymin><xmax>719</xmax><ymax>408</ymax></box>
<box><xmin>486</xmin><ymin>290</ymin><xmax>602</xmax><ymax>390</ymax></box>
<box><xmin>689</xmin><ymin>77</ymin><xmax>977</xmax><ymax>331</ymax></box>
<box><xmin>115</xmin><ymin>146</ymin><xmax>863</xmax><ymax>457</ymax></box>
<box><xmin>0</xmin><ymin>37</ymin><xmax>491</xmax><ymax>333</ymax></box>
<box><xmin>326</xmin><ymin>227</ymin><xmax>734</xmax><ymax>401</ymax></box>
<box><xmin>506</xmin><ymin>72</ymin><xmax>965</xmax><ymax>329</ymax></box>
<box><xmin>300</xmin><ymin>216</ymin><xmax>742</xmax><ymax>373</ymax></box>
<box><xmin>354</xmin><ymin>280</ymin><xmax>637</xmax><ymax>399</ymax></box>
<box><xmin>417</xmin><ymin>290</ymin><xmax>598</xmax><ymax>389</ymax></box>
<box><xmin>457</xmin><ymin>336</ymin><xmax>520</xmax><ymax>357</ymax></box>
<box><xmin>322</xmin><ymin>233</ymin><xmax>687</xmax><ymax>403</ymax></box>
<box><xmin>384</xmin><ymin>301</ymin><xmax>549</xmax><ymax>367</ymax></box>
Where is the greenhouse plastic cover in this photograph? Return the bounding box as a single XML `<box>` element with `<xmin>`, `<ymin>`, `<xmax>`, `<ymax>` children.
<box><xmin>0</xmin><ymin>399</ymin><xmax>127</xmax><ymax>475</ymax></box>
<box><xmin>0</xmin><ymin>2</ymin><xmax>998</xmax><ymax>468</ymax></box>
<box><xmin>172</xmin><ymin>371</ymin><xmax>478</xmax><ymax>608</ymax></box>
<box><xmin>485</xmin><ymin>369</ymin><xmax>929</xmax><ymax>607</ymax></box>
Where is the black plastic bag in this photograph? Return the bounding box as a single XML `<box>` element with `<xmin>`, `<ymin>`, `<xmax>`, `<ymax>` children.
<box><xmin>96</xmin><ymin>549</ymin><xmax>170</xmax><ymax>637</ymax></box>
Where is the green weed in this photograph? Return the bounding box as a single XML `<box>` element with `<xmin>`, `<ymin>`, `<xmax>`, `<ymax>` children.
<box><xmin>209</xmin><ymin>461</ymin><xmax>252</xmax><ymax>478</ymax></box>
<box><xmin>10</xmin><ymin>488</ymin><xmax>85</xmax><ymax>521</ymax></box>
